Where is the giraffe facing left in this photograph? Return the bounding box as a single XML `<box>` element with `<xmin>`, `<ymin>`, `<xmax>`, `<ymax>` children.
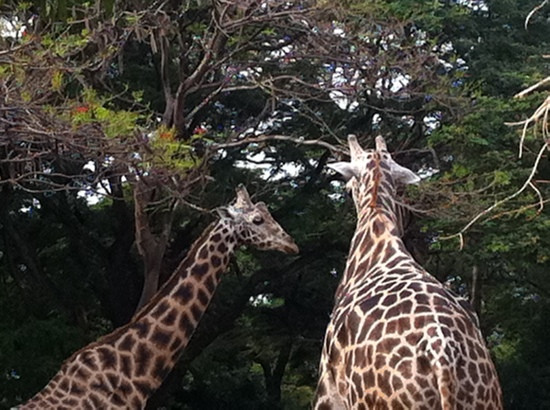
<box><xmin>17</xmin><ymin>185</ymin><xmax>298</xmax><ymax>410</ymax></box>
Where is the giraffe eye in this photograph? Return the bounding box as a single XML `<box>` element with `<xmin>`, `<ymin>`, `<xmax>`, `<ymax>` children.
<box><xmin>252</xmin><ymin>215</ymin><xmax>264</xmax><ymax>225</ymax></box>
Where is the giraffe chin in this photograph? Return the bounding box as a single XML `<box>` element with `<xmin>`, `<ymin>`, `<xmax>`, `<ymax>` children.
<box><xmin>283</xmin><ymin>242</ymin><xmax>299</xmax><ymax>254</ymax></box>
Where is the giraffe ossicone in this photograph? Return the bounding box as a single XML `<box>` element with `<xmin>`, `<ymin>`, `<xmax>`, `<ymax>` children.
<box><xmin>315</xmin><ymin>136</ymin><xmax>502</xmax><ymax>409</ymax></box>
<box><xmin>18</xmin><ymin>184</ymin><xmax>298</xmax><ymax>410</ymax></box>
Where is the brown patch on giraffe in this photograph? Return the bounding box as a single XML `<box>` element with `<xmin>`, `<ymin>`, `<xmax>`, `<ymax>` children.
<box><xmin>198</xmin><ymin>245</ymin><xmax>208</xmax><ymax>260</ymax></box>
<box><xmin>151</xmin><ymin>327</ymin><xmax>172</xmax><ymax>348</ymax></box>
<box><xmin>372</xmin><ymin>219</ymin><xmax>385</xmax><ymax>236</ymax></box>
<box><xmin>211</xmin><ymin>255</ymin><xmax>221</xmax><ymax>267</ymax></box>
<box><xmin>381</xmin><ymin>293</ymin><xmax>397</xmax><ymax>307</ymax></box>
<box><xmin>417</xmin><ymin>356</ymin><xmax>432</xmax><ymax>376</ymax></box>
<box><xmin>218</xmin><ymin>242</ymin><xmax>228</xmax><ymax>253</ymax></box>
<box><xmin>80</xmin><ymin>351</ymin><xmax>98</xmax><ymax>370</ymax></box>
<box><xmin>359</xmin><ymin>294</ymin><xmax>382</xmax><ymax>314</ymax></box>
<box><xmin>178</xmin><ymin>313</ymin><xmax>194</xmax><ymax>336</ymax></box>
<box><xmin>354</xmin><ymin>349</ymin><xmax>367</xmax><ymax>368</ymax></box>
<box><xmin>371</xmin><ymin>241</ymin><xmax>385</xmax><ymax>261</ymax></box>
<box><xmin>378</xmin><ymin>337</ymin><xmax>400</xmax><ymax>354</ymax></box>
<box><xmin>135</xmin><ymin>343</ymin><xmax>153</xmax><ymax>377</ymax></box>
<box><xmin>119</xmin><ymin>333</ymin><xmax>136</xmax><ymax>351</ymax></box>
<box><xmin>316</xmin><ymin>380</ymin><xmax>327</xmax><ymax>397</ymax></box>
<box><xmin>452</xmin><ymin>328</ymin><xmax>465</xmax><ymax>344</ymax></box>
<box><xmin>391</xmin><ymin>398</ymin><xmax>405</xmax><ymax>410</ymax></box>
<box><xmin>135</xmin><ymin>380</ymin><xmax>153</xmax><ymax>397</ymax></box>
<box><xmin>391</xmin><ymin>374</ymin><xmax>404</xmax><ymax>391</ymax></box>
<box><xmin>112</xmin><ymin>394</ymin><xmax>125</xmax><ymax>406</ymax></box>
<box><xmin>170</xmin><ymin>336</ymin><xmax>183</xmax><ymax>351</ymax></box>
<box><xmin>336</xmin><ymin>328</ymin><xmax>348</xmax><ymax>347</ymax></box>
<box><xmin>161</xmin><ymin>309</ymin><xmax>178</xmax><ymax>327</ymax></box>
<box><xmin>363</xmin><ymin>368</ymin><xmax>375</xmax><ymax>388</ymax></box>
<box><xmin>191</xmin><ymin>262</ymin><xmax>209</xmax><ymax>277</ymax></box>
<box><xmin>97</xmin><ymin>347</ymin><xmax>117</xmax><ymax>370</ymax></box>
<box><xmin>396</xmin><ymin>317</ymin><xmax>411</xmax><ymax>333</ymax></box>
<box><xmin>106</xmin><ymin>372</ymin><xmax>119</xmax><ymax>389</ymax></box>
<box><xmin>377</xmin><ymin>370</ymin><xmax>392</xmax><ymax>397</ymax></box>
<box><xmin>413</xmin><ymin>315</ymin><xmax>428</xmax><ymax>329</ymax></box>
<box><xmin>386</xmin><ymin>300</ymin><xmax>413</xmax><ymax>318</ymax></box>
<box><xmin>352</xmin><ymin>373</ymin><xmax>363</xmax><ymax>397</ymax></box>
<box><xmin>211</xmin><ymin>233</ymin><xmax>222</xmax><ymax>242</ymax></box>
<box><xmin>133</xmin><ymin>320</ymin><xmax>151</xmax><ymax>338</ymax></box>
<box><xmin>75</xmin><ymin>366</ymin><xmax>91</xmax><ymax>381</ymax></box>
<box><xmin>132</xmin><ymin>397</ymin><xmax>143</xmax><ymax>409</ymax></box>
<box><xmin>204</xmin><ymin>275</ymin><xmax>216</xmax><ymax>293</ymax></box>
<box><xmin>151</xmin><ymin>300</ymin><xmax>170</xmax><ymax>319</ymax></box>
<box><xmin>152</xmin><ymin>356</ymin><xmax>170</xmax><ymax>380</ymax></box>
<box><xmin>385</xmin><ymin>319</ymin><xmax>398</xmax><ymax>334</ymax></box>
<box><xmin>62</xmin><ymin>397</ymin><xmax>78</xmax><ymax>407</ymax></box>
<box><xmin>374</xmin><ymin>354</ymin><xmax>386</xmax><ymax>368</ymax></box>
<box><xmin>197</xmin><ymin>288</ymin><xmax>209</xmax><ymax>306</ymax></box>
<box><xmin>173</xmin><ymin>282</ymin><xmax>194</xmax><ymax>303</ymax></box>
<box><xmin>415</xmin><ymin>305</ymin><xmax>432</xmax><ymax>314</ymax></box>
<box><xmin>369</xmin><ymin>322</ymin><xmax>384</xmax><ymax>340</ymax></box>
<box><xmin>397</xmin><ymin>359</ymin><xmax>413</xmax><ymax>379</ymax></box>
<box><xmin>69</xmin><ymin>383</ymin><xmax>84</xmax><ymax>396</ymax></box>
<box><xmin>120</xmin><ymin>353</ymin><xmax>133</xmax><ymax>376</ymax></box>
<box><xmin>190</xmin><ymin>303</ymin><xmax>203</xmax><ymax>322</ymax></box>
<box><xmin>415</xmin><ymin>293</ymin><xmax>430</xmax><ymax>305</ymax></box>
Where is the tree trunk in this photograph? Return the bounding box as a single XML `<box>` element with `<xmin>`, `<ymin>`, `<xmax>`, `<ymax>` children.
<box><xmin>132</xmin><ymin>178</ymin><xmax>177</xmax><ymax>311</ymax></box>
<box><xmin>261</xmin><ymin>339</ymin><xmax>293</xmax><ymax>408</ymax></box>
<box><xmin>470</xmin><ymin>264</ymin><xmax>482</xmax><ymax>317</ymax></box>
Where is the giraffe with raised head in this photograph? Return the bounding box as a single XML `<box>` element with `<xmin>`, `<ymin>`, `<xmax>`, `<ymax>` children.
<box><xmin>314</xmin><ymin>136</ymin><xmax>502</xmax><ymax>410</ymax></box>
<box><xmin>18</xmin><ymin>185</ymin><xmax>298</xmax><ymax>410</ymax></box>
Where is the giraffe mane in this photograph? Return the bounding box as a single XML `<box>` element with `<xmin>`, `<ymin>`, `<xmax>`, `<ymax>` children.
<box><xmin>368</xmin><ymin>152</ymin><xmax>383</xmax><ymax>209</ymax></box>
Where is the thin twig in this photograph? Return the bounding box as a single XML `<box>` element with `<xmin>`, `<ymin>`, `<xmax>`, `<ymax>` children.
<box><xmin>525</xmin><ymin>0</ymin><xmax>549</xmax><ymax>30</ymax></box>
<box><xmin>210</xmin><ymin>134</ymin><xmax>348</xmax><ymax>156</ymax></box>
<box><xmin>440</xmin><ymin>140</ymin><xmax>549</xmax><ymax>242</ymax></box>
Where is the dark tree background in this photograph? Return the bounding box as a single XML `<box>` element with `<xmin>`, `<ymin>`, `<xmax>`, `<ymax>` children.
<box><xmin>0</xmin><ymin>0</ymin><xmax>549</xmax><ymax>409</ymax></box>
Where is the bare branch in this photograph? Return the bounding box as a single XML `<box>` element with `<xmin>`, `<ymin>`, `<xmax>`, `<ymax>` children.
<box><xmin>209</xmin><ymin>134</ymin><xmax>348</xmax><ymax>156</ymax></box>
<box><xmin>440</xmin><ymin>140</ymin><xmax>549</xmax><ymax>242</ymax></box>
<box><xmin>524</xmin><ymin>0</ymin><xmax>549</xmax><ymax>30</ymax></box>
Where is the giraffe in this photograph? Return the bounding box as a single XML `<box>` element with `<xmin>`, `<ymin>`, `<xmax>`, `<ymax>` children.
<box><xmin>313</xmin><ymin>136</ymin><xmax>502</xmax><ymax>410</ymax></box>
<box><xmin>18</xmin><ymin>185</ymin><xmax>298</xmax><ymax>410</ymax></box>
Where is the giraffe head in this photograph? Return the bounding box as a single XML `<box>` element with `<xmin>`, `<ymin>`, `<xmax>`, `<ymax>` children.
<box><xmin>328</xmin><ymin>135</ymin><xmax>420</xmax><ymax>204</ymax></box>
<box><xmin>215</xmin><ymin>184</ymin><xmax>299</xmax><ymax>254</ymax></box>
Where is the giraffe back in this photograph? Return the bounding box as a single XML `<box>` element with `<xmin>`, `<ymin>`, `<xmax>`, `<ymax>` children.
<box><xmin>315</xmin><ymin>136</ymin><xmax>502</xmax><ymax>410</ymax></box>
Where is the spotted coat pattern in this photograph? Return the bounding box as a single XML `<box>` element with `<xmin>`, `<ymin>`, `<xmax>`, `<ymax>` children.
<box><xmin>314</xmin><ymin>137</ymin><xmax>502</xmax><ymax>410</ymax></box>
<box><xmin>18</xmin><ymin>186</ymin><xmax>298</xmax><ymax>410</ymax></box>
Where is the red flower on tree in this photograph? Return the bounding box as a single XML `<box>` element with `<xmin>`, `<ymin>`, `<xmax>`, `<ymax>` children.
<box><xmin>74</xmin><ymin>105</ymin><xmax>89</xmax><ymax>114</ymax></box>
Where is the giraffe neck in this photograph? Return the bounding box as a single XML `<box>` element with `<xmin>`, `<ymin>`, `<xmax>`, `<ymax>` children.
<box><xmin>336</xmin><ymin>168</ymin><xmax>411</xmax><ymax>299</ymax></box>
<box><xmin>20</xmin><ymin>219</ymin><xmax>237</xmax><ymax>409</ymax></box>
<box><xmin>336</xmin><ymin>211</ymin><xmax>409</xmax><ymax>296</ymax></box>
<box><xmin>126</xmin><ymin>219</ymin><xmax>236</xmax><ymax>390</ymax></box>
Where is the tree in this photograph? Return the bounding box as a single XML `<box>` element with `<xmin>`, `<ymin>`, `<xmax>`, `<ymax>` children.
<box><xmin>2</xmin><ymin>0</ymin><xmax>550</xmax><ymax>408</ymax></box>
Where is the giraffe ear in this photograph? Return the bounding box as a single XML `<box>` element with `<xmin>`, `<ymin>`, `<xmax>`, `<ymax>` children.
<box><xmin>389</xmin><ymin>161</ymin><xmax>421</xmax><ymax>185</ymax></box>
<box><xmin>348</xmin><ymin>134</ymin><xmax>365</xmax><ymax>162</ymax></box>
<box><xmin>213</xmin><ymin>206</ymin><xmax>234</xmax><ymax>220</ymax></box>
<box><xmin>328</xmin><ymin>162</ymin><xmax>360</xmax><ymax>181</ymax></box>
<box><xmin>234</xmin><ymin>184</ymin><xmax>253</xmax><ymax>208</ymax></box>
<box><xmin>375</xmin><ymin>135</ymin><xmax>387</xmax><ymax>152</ymax></box>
